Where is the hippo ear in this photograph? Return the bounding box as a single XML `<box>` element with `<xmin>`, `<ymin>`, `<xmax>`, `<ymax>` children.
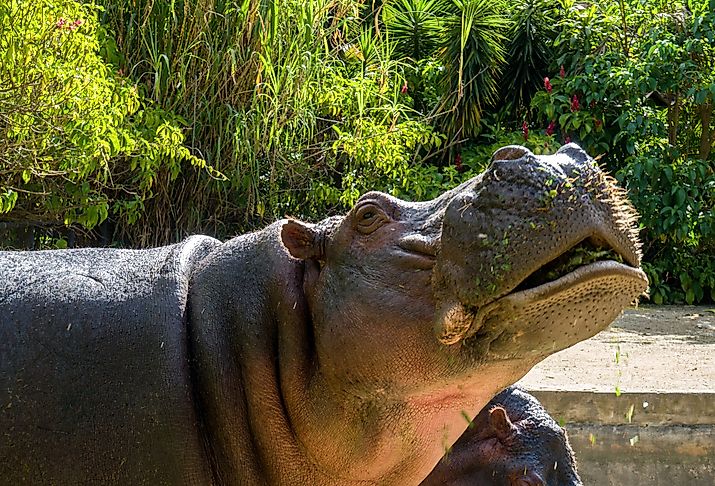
<box><xmin>281</xmin><ymin>220</ymin><xmax>324</xmax><ymax>260</ymax></box>
<box><xmin>489</xmin><ymin>406</ymin><xmax>517</xmax><ymax>441</ymax></box>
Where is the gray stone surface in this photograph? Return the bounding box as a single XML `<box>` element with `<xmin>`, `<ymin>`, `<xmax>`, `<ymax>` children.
<box><xmin>521</xmin><ymin>306</ymin><xmax>715</xmax><ymax>393</ymax></box>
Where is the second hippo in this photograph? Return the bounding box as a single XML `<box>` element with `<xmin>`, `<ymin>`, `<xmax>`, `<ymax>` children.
<box><xmin>423</xmin><ymin>386</ymin><xmax>582</xmax><ymax>486</ymax></box>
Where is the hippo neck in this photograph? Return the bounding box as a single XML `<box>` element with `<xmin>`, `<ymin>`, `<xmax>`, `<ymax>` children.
<box><xmin>188</xmin><ymin>223</ymin><xmax>452</xmax><ymax>484</ymax></box>
<box><xmin>187</xmin><ymin>223</ymin><xmax>363</xmax><ymax>484</ymax></box>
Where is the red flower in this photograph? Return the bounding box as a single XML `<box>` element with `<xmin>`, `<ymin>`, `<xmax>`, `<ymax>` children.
<box><xmin>546</xmin><ymin>120</ymin><xmax>556</xmax><ymax>136</ymax></box>
<box><xmin>560</xmin><ymin>65</ymin><xmax>566</xmax><ymax>78</ymax></box>
<box><xmin>455</xmin><ymin>153</ymin><xmax>463</xmax><ymax>171</ymax></box>
<box><xmin>56</xmin><ymin>18</ymin><xmax>67</xmax><ymax>29</ymax></box>
<box><xmin>570</xmin><ymin>94</ymin><xmax>580</xmax><ymax>112</ymax></box>
<box><xmin>565</xmin><ymin>135</ymin><xmax>572</xmax><ymax>144</ymax></box>
<box><xmin>522</xmin><ymin>120</ymin><xmax>529</xmax><ymax>141</ymax></box>
<box><xmin>544</xmin><ymin>77</ymin><xmax>552</xmax><ymax>94</ymax></box>
<box><xmin>400</xmin><ymin>81</ymin><xmax>408</xmax><ymax>94</ymax></box>
<box><xmin>68</xmin><ymin>19</ymin><xmax>83</xmax><ymax>31</ymax></box>
<box><xmin>595</xmin><ymin>118</ymin><xmax>602</xmax><ymax>129</ymax></box>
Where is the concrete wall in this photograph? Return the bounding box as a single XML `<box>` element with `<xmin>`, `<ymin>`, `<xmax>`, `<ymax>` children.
<box><xmin>531</xmin><ymin>391</ymin><xmax>715</xmax><ymax>485</ymax></box>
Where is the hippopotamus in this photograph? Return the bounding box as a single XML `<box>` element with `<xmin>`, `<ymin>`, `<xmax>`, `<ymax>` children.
<box><xmin>0</xmin><ymin>144</ymin><xmax>646</xmax><ymax>485</ymax></box>
<box><xmin>422</xmin><ymin>386</ymin><xmax>582</xmax><ymax>486</ymax></box>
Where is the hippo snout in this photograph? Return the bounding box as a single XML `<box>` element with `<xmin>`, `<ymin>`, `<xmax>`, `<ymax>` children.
<box><xmin>432</xmin><ymin>144</ymin><xmax>647</xmax><ymax>349</ymax></box>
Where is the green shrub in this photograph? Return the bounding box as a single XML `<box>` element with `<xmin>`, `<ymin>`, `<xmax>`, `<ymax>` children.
<box><xmin>93</xmin><ymin>0</ymin><xmax>463</xmax><ymax>239</ymax></box>
<box><xmin>0</xmin><ymin>0</ymin><xmax>211</xmax><ymax>234</ymax></box>
<box><xmin>530</xmin><ymin>0</ymin><xmax>715</xmax><ymax>303</ymax></box>
<box><xmin>620</xmin><ymin>153</ymin><xmax>715</xmax><ymax>303</ymax></box>
<box><xmin>435</xmin><ymin>0</ymin><xmax>509</xmax><ymax>138</ymax></box>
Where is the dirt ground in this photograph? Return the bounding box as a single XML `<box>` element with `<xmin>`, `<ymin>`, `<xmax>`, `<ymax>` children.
<box><xmin>520</xmin><ymin>305</ymin><xmax>715</xmax><ymax>393</ymax></box>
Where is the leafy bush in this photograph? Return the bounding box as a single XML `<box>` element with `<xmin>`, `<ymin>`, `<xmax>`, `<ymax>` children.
<box><xmin>499</xmin><ymin>0</ymin><xmax>562</xmax><ymax>112</ymax></box>
<box><xmin>309</xmin><ymin>56</ymin><xmax>446</xmax><ymax>211</ymax></box>
<box><xmin>1</xmin><ymin>0</ymin><xmax>713</xmax><ymax>303</ymax></box>
<box><xmin>435</xmin><ymin>0</ymin><xmax>509</xmax><ymax>138</ymax></box>
<box><xmin>87</xmin><ymin>0</ymin><xmax>458</xmax><ymax>242</ymax></box>
<box><xmin>620</xmin><ymin>153</ymin><xmax>715</xmax><ymax>303</ymax></box>
<box><xmin>0</xmin><ymin>0</ymin><xmax>211</xmax><ymax>235</ymax></box>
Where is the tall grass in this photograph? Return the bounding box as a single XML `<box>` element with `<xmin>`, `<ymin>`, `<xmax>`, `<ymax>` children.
<box><xmin>98</xmin><ymin>0</ymin><xmax>358</xmax><ymax>245</ymax></box>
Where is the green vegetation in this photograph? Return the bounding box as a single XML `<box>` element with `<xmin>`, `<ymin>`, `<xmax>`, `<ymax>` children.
<box><xmin>0</xmin><ymin>0</ymin><xmax>212</xmax><ymax>235</ymax></box>
<box><xmin>0</xmin><ymin>0</ymin><xmax>713</xmax><ymax>303</ymax></box>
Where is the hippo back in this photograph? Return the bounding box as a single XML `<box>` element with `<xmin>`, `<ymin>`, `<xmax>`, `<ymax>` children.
<box><xmin>0</xmin><ymin>236</ymin><xmax>220</xmax><ymax>484</ymax></box>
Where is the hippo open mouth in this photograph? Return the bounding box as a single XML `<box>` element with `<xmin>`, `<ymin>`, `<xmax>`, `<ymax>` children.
<box><xmin>458</xmin><ymin>236</ymin><xmax>647</xmax><ymax>354</ymax></box>
<box><xmin>514</xmin><ymin>237</ymin><xmax>631</xmax><ymax>291</ymax></box>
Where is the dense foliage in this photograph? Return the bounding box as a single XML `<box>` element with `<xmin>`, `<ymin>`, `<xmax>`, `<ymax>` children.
<box><xmin>0</xmin><ymin>0</ymin><xmax>213</xmax><ymax>236</ymax></box>
<box><xmin>529</xmin><ymin>0</ymin><xmax>715</xmax><ymax>304</ymax></box>
<box><xmin>0</xmin><ymin>0</ymin><xmax>713</xmax><ymax>303</ymax></box>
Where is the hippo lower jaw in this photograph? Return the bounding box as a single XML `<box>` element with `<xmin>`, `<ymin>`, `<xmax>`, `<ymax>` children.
<box><xmin>471</xmin><ymin>259</ymin><xmax>646</xmax><ymax>341</ymax></box>
<box><xmin>437</xmin><ymin>244</ymin><xmax>648</xmax><ymax>348</ymax></box>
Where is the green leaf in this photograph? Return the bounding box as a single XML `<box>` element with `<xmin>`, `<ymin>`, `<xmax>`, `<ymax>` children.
<box><xmin>674</xmin><ymin>187</ymin><xmax>686</xmax><ymax>207</ymax></box>
<box><xmin>664</xmin><ymin>166</ymin><xmax>673</xmax><ymax>182</ymax></box>
<box><xmin>546</xmin><ymin>104</ymin><xmax>555</xmax><ymax>119</ymax></box>
<box><xmin>695</xmin><ymin>89</ymin><xmax>708</xmax><ymax>104</ymax></box>
<box><xmin>686</xmin><ymin>288</ymin><xmax>695</xmax><ymax>305</ymax></box>
<box><xmin>107</xmin><ymin>131</ymin><xmax>121</xmax><ymax>156</ymax></box>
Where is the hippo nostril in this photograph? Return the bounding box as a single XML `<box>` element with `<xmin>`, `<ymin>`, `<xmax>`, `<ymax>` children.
<box><xmin>491</xmin><ymin>145</ymin><xmax>534</xmax><ymax>162</ymax></box>
<box><xmin>555</xmin><ymin>143</ymin><xmax>591</xmax><ymax>165</ymax></box>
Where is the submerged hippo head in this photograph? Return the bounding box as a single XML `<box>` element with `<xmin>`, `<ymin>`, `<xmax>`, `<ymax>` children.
<box><xmin>422</xmin><ymin>387</ymin><xmax>582</xmax><ymax>486</ymax></box>
<box><xmin>278</xmin><ymin>144</ymin><xmax>646</xmax><ymax>481</ymax></box>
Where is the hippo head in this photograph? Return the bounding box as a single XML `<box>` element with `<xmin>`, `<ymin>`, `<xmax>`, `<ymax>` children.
<box><xmin>422</xmin><ymin>387</ymin><xmax>583</xmax><ymax>486</ymax></box>
<box><xmin>280</xmin><ymin>144</ymin><xmax>646</xmax><ymax>480</ymax></box>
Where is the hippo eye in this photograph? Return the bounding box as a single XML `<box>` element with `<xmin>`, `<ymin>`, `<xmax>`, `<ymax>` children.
<box><xmin>355</xmin><ymin>202</ymin><xmax>388</xmax><ymax>234</ymax></box>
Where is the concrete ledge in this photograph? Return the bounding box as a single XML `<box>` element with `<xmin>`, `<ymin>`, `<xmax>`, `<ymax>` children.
<box><xmin>531</xmin><ymin>391</ymin><xmax>715</xmax><ymax>426</ymax></box>
<box><xmin>566</xmin><ymin>424</ymin><xmax>715</xmax><ymax>460</ymax></box>
<box><xmin>566</xmin><ymin>424</ymin><xmax>714</xmax><ymax>485</ymax></box>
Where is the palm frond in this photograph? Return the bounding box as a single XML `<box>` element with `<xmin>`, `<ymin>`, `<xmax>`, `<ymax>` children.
<box><xmin>382</xmin><ymin>0</ymin><xmax>450</xmax><ymax>61</ymax></box>
<box><xmin>436</xmin><ymin>0</ymin><xmax>509</xmax><ymax>138</ymax></box>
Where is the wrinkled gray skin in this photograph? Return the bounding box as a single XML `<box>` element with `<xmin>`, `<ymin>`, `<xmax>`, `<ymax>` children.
<box><xmin>0</xmin><ymin>144</ymin><xmax>647</xmax><ymax>485</ymax></box>
<box><xmin>422</xmin><ymin>387</ymin><xmax>582</xmax><ymax>486</ymax></box>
